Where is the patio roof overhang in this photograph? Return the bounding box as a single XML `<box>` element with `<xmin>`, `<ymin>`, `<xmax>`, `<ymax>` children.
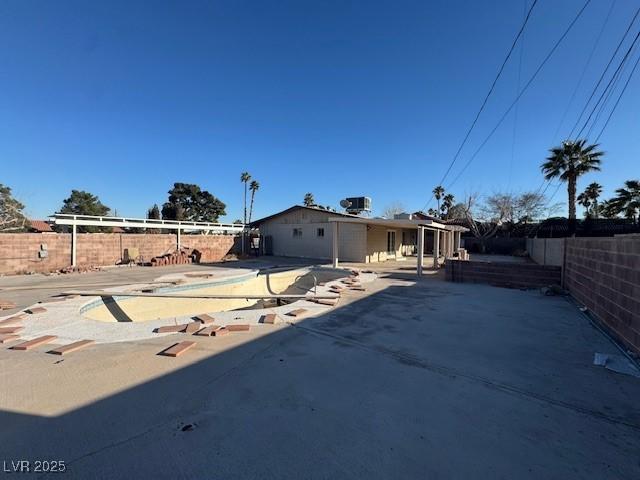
<box><xmin>327</xmin><ymin>216</ymin><xmax>468</xmax><ymax>232</ymax></box>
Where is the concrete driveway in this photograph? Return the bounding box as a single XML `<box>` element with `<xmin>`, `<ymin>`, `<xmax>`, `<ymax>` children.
<box><xmin>1</xmin><ymin>262</ymin><xmax>638</xmax><ymax>479</ymax></box>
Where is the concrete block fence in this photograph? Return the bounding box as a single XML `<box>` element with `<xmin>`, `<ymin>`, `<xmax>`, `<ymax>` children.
<box><xmin>563</xmin><ymin>236</ymin><xmax>640</xmax><ymax>354</ymax></box>
<box><xmin>0</xmin><ymin>233</ymin><xmax>238</xmax><ymax>274</ymax></box>
<box><xmin>445</xmin><ymin>259</ymin><xmax>561</xmax><ymax>289</ymax></box>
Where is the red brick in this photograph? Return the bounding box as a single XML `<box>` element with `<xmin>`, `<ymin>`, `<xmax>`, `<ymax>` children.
<box><xmin>11</xmin><ymin>335</ymin><xmax>57</xmax><ymax>351</ymax></box>
<box><xmin>158</xmin><ymin>341</ymin><xmax>196</xmax><ymax>357</ymax></box>
<box><xmin>47</xmin><ymin>340</ymin><xmax>95</xmax><ymax>355</ymax></box>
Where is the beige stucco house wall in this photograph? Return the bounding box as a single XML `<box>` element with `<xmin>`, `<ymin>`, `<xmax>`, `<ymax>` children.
<box><xmin>255</xmin><ymin>206</ymin><xmax>421</xmax><ymax>263</ymax></box>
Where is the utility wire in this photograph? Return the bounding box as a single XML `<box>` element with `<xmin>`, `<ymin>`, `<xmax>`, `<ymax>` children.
<box><xmin>508</xmin><ymin>0</ymin><xmax>529</xmax><ymax>191</ymax></box>
<box><xmin>567</xmin><ymin>5</ymin><xmax>640</xmax><ymax>138</ymax></box>
<box><xmin>551</xmin><ymin>0</ymin><xmax>616</xmax><ymax>143</ymax></box>
<box><xmin>445</xmin><ymin>0</ymin><xmax>593</xmax><ymax>191</ymax></box>
<box><xmin>575</xmin><ymin>28</ymin><xmax>640</xmax><ymax>139</ymax></box>
<box><xmin>594</xmin><ymin>49</ymin><xmax>640</xmax><ymax>142</ymax></box>
<box><xmin>420</xmin><ymin>0</ymin><xmax>539</xmax><ymax>212</ymax></box>
<box><xmin>586</xmin><ymin>39</ymin><xmax>640</xmax><ymax>138</ymax></box>
<box><xmin>532</xmin><ymin>1</ymin><xmax>615</xmax><ymax>202</ymax></box>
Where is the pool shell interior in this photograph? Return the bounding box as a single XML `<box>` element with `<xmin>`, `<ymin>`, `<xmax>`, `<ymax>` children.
<box><xmin>82</xmin><ymin>267</ymin><xmax>349</xmax><ymax>323</ymax></box>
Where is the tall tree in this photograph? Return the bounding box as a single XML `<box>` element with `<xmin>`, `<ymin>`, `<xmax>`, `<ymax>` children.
<box><xmin>579</xmin><ymin>182</ymin><xmax>602</xmax><ymax>218</ymax></box>
<box><xmin>432</xmin><ymin>185</ymin><xmax>445</xmax><ymax>216</ymax></box>
<box><xmin>248</xmin><ymin>180</ymin><xmax>259</xmax><ymax>224</ymax></box>
<box><xmin>240</xmin><ymin>172</ymin><xmax>251</xmax><ymax>225</ymax></box>
<box><xmin>59</xmin><ymin>190</ymin><xmax>110</xmax><ymax>232</ymax></box>
<box><xmin>609</xmin><ymin>180</ymin><xmax>640</xmax><ymax>223</ymax></box>
<box><xmin>576</xmin><ymin>191</ymin><xmax>591</xmax><ymax>217</ymax></box>
<box><xmin>147</xmin><ymin>204</ymin><xmax>161</xmax><ymax>220</ymax></box>
<box><xmin>441</xmin><ymin>193</ymin><xmax>455</xmax><ymax>219</ymax></box>
<box><xmin>161</xmin><ymin>183</ymin><xmax>226</xmax><ymax>222</ymax></box>
<box><xmin>381</xmin><ymin>201</ymin><xmax>405</xmax><ymax>219</ymax></box>
<box><xmin>0</xmin><ymin>184</ymin><xmax>28</xmax><ymax>232</ymax></box>
<box><xmin>303</xmin><ymin>193</ymin><xmax>315</xmax><ymax>207</ymax></box>
<box><xmin>541</xmin><ymin>140</ymin><xmax>603</xmax><ymax>220</ymax></box>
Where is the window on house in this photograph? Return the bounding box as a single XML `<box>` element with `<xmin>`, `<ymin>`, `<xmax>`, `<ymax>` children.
<box><xmin>293</xmin><ymin>228</ymin><xmax>302</xmax><ymax>237</ymax></box>
<box><xmin>317</xmin><ymin>228</ymin><xmax>324</xmax><ymax>237</ymax></box>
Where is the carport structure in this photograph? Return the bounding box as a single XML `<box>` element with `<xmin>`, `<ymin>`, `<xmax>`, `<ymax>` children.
<box><xmin>328</xmin><ymin>217</ymin><xmax>467</xmax><ymax>276</ymax></box>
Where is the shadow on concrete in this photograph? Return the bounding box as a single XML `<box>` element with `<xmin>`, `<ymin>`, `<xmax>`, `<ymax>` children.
<box><xmin>2</xmin><ymin>274</ymin><xmax>640</xmax><ymax>479</ymax></box>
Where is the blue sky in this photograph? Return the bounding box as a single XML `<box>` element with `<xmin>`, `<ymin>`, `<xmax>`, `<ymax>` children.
<box><xmin>1</xmin><ymin>0</ymin><xmax>638</xmax><ymax>221</ymax></box>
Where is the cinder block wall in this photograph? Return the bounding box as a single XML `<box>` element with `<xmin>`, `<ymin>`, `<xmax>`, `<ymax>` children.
<box><xmin>0</xmin><ymin>233</ymin><xmax>238</xmax><ymax>274</ymax></box>
<box><xmin>445</xmin><ymin>259</ymin><xmax>561</xmax><ymax>288</ymax></box>
<box><xmin>526</xmin><ymin>238</ymin><xmax>565</xmax><ymax>266</ymax></box>
<box><xmin>564</xmin><ymin>236</ymin><xmax>640</xmax><ymax>353</ymax></box>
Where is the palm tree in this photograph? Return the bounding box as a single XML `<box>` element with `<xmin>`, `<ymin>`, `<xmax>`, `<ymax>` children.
<box><xmin>303</xmin><ymin>193</ymin><xmax>315</xmax><ymax>207</ymax></box>
<box><xmin>248</xmin><ymin>180</ymin><xmax>259</xmax><ymax>224</ymax></box>
<box><xmin>541</xmin><ymin>140</ymin><xmax>603</xmax><ymax>220</ymax></box>
<box><xmin>584</xmin><ymin>182</ymin><xmax>602</xmax><ymax>218</ymax></box>
<box><xmin>433</xmin><ymin>185</ymin><xmax>445</xmax><ymax>215</ymax></box>
<box><xmin>240</xmin><ymin>172</ymin><xmax>251</xmax><ymax>225</ymax></box>
<box><xmin>576</xmin><ymin>191</ymin><xmax>591</xmax><ymax>218</ymax></box>
<box><xmin>610</xmin><ymin>180</ymin><xmax>640</xmax><ymax>223</ymax></box>
<box><xmin>441</xmin><ymin>193</ymin><xmax>455</xmax><ymax>218</ymax></box>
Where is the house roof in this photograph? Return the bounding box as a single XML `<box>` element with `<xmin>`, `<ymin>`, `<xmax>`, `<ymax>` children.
<box><xmin>250</xmin><ymin>205</ymin><xmax>358</xmax><ymax>227</ymax></box>
<box><xmin>29</xmin><ymin>219</ymin><xmax>53</xmax><ymax>232</ymax></box>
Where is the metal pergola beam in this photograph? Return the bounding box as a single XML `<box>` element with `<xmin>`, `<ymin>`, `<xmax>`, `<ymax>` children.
<box><xmin>50</xmin><ymin>214</ymin><xmax>246</xmax><ymax>267</ymax></box>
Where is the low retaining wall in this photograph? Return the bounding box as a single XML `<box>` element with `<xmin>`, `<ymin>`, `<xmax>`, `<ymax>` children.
<box><xmin>0</xmin><ymin>233</ymin><xmax>239</xmax><ymax>274</ymax></box>
<box><xmin>445</xmin><ymin>259</ymin><xmax>561</xmax><ymax>289</ymax></box>
<box><xmin>564</xmin><ymin>236</ymin><xmax>640</xmax><ymax>353</ymax></box>
<box><xmin>526</xmin><ymin>238</ymin><xmax>565</xmax><ymax>266</ymax></box>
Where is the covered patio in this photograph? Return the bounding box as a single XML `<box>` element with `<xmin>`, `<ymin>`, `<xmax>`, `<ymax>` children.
<box><xmin>328</xmin><ymin>217</ymin><xmax>468</xmax><ymax>276</ymax></box>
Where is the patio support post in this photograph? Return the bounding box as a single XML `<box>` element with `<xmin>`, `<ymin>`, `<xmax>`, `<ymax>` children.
<box><xmin>433</xmin><ymin>229</ymin><xmax>439</xmax><ymax>269</ymax></box>
<box><xmin>332</xmin><ymin>221</ymin><xmax>339</xmax><ymax>268</ymax></box>
<box><xmin>417</xmin><ymin>226</ymin><xmax>424</xmax><ymax>277</ymax></box>
<box><xmin>71</xmin><ymin>223</ymin><xmax>77</xmax><ymax>267</ymax></box>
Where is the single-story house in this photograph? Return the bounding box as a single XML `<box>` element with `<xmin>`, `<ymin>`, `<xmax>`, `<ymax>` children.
<box><xmin>250</xmin><ymin>205</ymin><xmax>467</xmax><ymax>273</ymax></box>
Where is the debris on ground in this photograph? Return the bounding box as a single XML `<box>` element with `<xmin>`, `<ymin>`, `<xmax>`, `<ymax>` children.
<box><xmin>593</xmin><ymin>353</ymin><xmax>640</xmax><ymax>378</ymax></box>
<box><xmin>150</xmin><ymin>248</ymin><xmax>193</xmax><ymax>267</ymax></box>
<box><xmin>540</xmin><ymin>285</ymin><xmax>567</xmax><ymax>296</ymax></box>
<box><xmin>58</xmin><ymin>265</ymin><xmax>102</xmax><ymax>274</ymax></box>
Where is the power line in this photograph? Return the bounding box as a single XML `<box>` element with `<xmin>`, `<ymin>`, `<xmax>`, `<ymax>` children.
<box><xmin>575</xmin><ymin>28</ymin><xmax>640</xmax><ymax>138</ymax></box>
<box><xmin>551</xmin><ymin>0</ymin><xmax>616</xmax><ymax>143</ymax></box>
<box><xmin>420</xmin><ymin>0</ymin><xmax>539</xmax><ymax>212</ymax></box>
<box><xmin>508</xmin><ymin>0</ymin><xmax>530</xmax><ymax>191</ymax></box>
<box><xmin>594</xmin><ymin>49</ymin><xmax>640</xmax><ymax>142</ymax></box>
<box><xmin>446</xmin><ymin>0</ymin><xmax>593</xmax><ymax>191</ymax></box>
<box><xmin>586</xmin><ymin>38</ymin><xmax>640</xmax><ymax>138</ymax></box>
<box><xmin>567</xmin><ymin>5</ymin><xmax>640</xmax><ymax>138</ymax></box>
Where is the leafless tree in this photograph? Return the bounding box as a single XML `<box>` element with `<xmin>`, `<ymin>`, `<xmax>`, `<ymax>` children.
<box><xmin>381</xmin><ymin>201</ymin><xmax>406</xmax><ymax>219</ymax></box>
<box><xmin>0</xmin><ymin>184</ymin><xmax>28</xmax><ymax>232</ymax></box>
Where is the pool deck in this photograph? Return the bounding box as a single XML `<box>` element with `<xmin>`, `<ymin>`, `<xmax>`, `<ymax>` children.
<box><xmin>1</xmin><ymin>257</ymin><xmax>639</xmax><ymax>479</ymax></box>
